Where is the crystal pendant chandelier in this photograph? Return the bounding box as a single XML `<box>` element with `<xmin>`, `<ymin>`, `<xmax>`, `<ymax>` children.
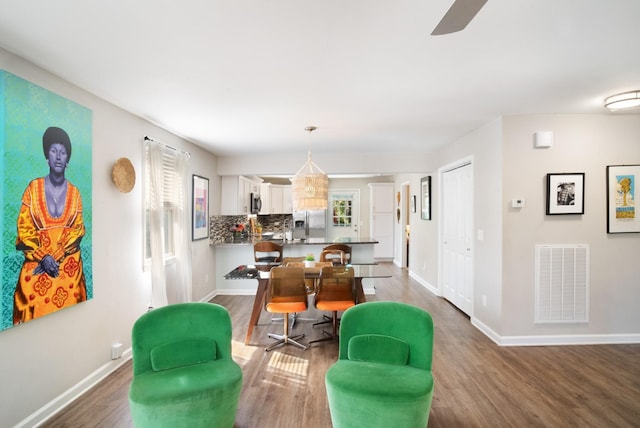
<box><xmin>291</xmin><ymin>126</ymin><xmax>328</xmax><ymax>210</ymax></box>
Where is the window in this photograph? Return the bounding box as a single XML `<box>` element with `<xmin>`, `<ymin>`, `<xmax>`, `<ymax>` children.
<box><xmin>332</xmin><ymin>198</ymin><xmax>353</xmax><ymax>227</ymax></box>
<box><xmin>144</xmin><ymin>144</ymin><xmax>184</xmax><ymax>263</ymax></box>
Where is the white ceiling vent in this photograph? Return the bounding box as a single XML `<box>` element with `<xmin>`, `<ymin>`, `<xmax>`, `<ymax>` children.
<box><xmin>535</xmin><ymin>245</ymin><xmax>589</xmax><ymax>324</ymax></box>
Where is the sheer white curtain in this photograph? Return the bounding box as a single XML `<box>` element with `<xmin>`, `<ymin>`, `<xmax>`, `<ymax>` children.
<box><xmin>146</xmin><ymin>140</ymin><xmax>192</xmax><ymax>307</ymax></box>
<box><xmin>147</xmin><ymin>142</ymin><xmax>168</xmax><ymax>308</ymax></box>
<box><xmin>173</xmin><ymin>150</ymin><xmax>193</xmax><ymax>303</ymax></box>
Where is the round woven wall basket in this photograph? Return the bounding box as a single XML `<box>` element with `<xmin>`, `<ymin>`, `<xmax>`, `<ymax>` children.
<box><xmin>112</xmin><ymin>157</ymin><xmax>136</xmax><ymax>193</ymax></box>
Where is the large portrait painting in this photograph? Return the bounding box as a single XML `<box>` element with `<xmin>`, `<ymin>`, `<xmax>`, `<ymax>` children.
<box><xmin>1</xmin><ymin>70</ymin><xmax>93</xmax><ymax>332</ymax></box>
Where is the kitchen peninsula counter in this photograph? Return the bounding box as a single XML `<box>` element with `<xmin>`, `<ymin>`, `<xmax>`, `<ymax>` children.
<box><xmin>213</xmin><ymin>237</ymin><xmax>379</xmax><ymax>247</ymax></box>
<box><xmin>213</xmin><ymin>237</ymin><xmax>380</xmax><ymax>296</ymax></box>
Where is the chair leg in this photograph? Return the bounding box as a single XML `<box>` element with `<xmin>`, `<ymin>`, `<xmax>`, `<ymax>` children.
<box><xmin>309</xmin><ymin>311</ymin><xmax>340</xmax><ymax>345</ymax></box>
<box><xmin>312</xmin><ymin>314</ymin><xmax>333</xmax><ymax>327</ymax></box>
<box><xmin>266</xmin><ymin>312</ymin><xmax>308</xmax><ymax>351</ymax></box>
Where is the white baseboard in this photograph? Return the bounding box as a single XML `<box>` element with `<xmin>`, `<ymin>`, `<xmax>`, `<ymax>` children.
<box><xmin>18</xmin><ymin>350</ymin><xmax>132</xmax><ymax>428</ymax></box>
<box><xmin>408</xmin><ymin>270</ymin><xmax>438</xmax><ymax>295</ymax></box>
<box><xmin>498</xmin><ymin>333</ymin><xmax>640</xmax><ymax>346</ymax></box>
<box><xmin>21</xmin><ymin>292</ymin><xmax>220</xmax><ymax>428</ymax></box>
<box><xmin>470</xmin><ymin>317</ymin><xmax>502</xmax><ymax>345</ymax></box>
<box><xmin>215</xmin><ymin>288</ymin><xmax>259</xmax><ymax>295</ymax></box>
<box><xmin>472</xmin><ymin>317</ymin><xmax>640</xmax><ymax>346</ymax></box>
<box><xmin>200</xmin><ymin>289</ymin><xmax>219</xmax><ymax>302</ymax></box>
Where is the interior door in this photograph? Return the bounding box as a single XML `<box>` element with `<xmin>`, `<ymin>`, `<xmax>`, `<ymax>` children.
<box><xmin>327</xmin><ymin>190</ymin><xmax>360</xmax><ymax>241</ymax></box>
<box><xmin>441</xmin><ymin>162</ymin><xmax>473</xmax><ymax>315</ymax></box>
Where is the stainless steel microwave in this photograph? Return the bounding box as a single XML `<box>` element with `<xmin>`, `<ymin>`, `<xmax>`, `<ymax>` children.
<box><xmin>250</xmin><ymin>193</ymin><xmax>262</xmax><ymax>214</ymax></box>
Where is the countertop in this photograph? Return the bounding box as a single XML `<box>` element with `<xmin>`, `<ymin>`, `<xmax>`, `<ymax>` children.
<box><xmin>213</xmin><ymin>236</ymin><xmax>379</xmax><ymax>247</ymax></box>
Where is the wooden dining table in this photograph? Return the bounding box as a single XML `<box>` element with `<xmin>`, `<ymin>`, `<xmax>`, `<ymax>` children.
<box><xmin>224</xmin><ymin>264</ymin><xmax>390</xmax><ymax>345</ymax></box>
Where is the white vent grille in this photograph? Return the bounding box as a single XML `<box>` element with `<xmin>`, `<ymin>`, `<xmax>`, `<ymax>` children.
<box><xmin>535</xmin><ymin>245</ymin><xmax>589</xmax><ymax>324</ymax></box>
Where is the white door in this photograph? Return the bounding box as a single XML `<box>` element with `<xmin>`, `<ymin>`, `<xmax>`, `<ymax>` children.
<box><xmin>369</xmin><ymin>183</ymin><xmax>394</xmax><ymax>260</ymax></box>
<box><xmin>441</xmin><ymin>163</ymin><xmax>473</xmax><ymax>315</ymax></box>
<box><xmin>327</xmin><ymin>190</ymin><xmax>360</xmax><ymax>241</ymax></box>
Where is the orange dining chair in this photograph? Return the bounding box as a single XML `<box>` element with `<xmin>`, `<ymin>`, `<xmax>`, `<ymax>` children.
<box><xmin>265</xmin><ymin>266</ymin><xmax>309</xmax><ymax>351</ymax></box>
<box><xmin>310</xmin><ymin>265</ymin><xmax>356</xmax><ymax>345</ymax></box>
<box><xmin>281</xmin><ymin>257</ymin><xmax>305</xmax><ymax>266</ymax></box>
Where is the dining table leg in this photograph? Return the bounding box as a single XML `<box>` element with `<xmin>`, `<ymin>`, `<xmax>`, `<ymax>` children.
<box><xmin>245</xmin><ymin>277</ymin><xmax>269</xmax><ymax>345</ymax></box>
<box><xmin>354</xmin><ymin>278</ymin><xmax>366</xmax><ymax>304</ymax></box>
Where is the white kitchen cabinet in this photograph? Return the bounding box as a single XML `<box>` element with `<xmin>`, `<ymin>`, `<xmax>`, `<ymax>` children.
<box><xmin>369</xmin><ymin>183</ymin><xmax>394</xmax><ymax>260</ymax></box>
<box><xmin>259</xmin><ymin>183</ymin><xmax>271</xmax><ymax>214</ymax></box>
<box><xmin>258</xmin><ymin>184</ymin><xmax>292</xmax><ymax>214</ymax></box>
<box><xmin>271</xmin><ymin>185</ymin><xmax>284</xmax><ymax>213</ymax></box>
<box><xmin>282</xmin><ymin>185</ymin><xmax>292</xmax><ymax>213</ymax></box>
<box><xmin>221</xmin><ymin>176</ymin><xmax>262</xmax><ymax>215</ymax></box>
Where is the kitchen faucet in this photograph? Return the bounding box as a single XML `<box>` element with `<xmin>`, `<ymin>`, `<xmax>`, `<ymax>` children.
<box><xmin>282</xmin><ymin>218</ymin><xmax>292</xmax><ymax>241</ymax></box>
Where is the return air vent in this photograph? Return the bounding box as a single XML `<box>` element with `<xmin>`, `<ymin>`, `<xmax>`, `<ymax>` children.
<box><xmin>535</xmin><ymin>245</ymin><xmax>589</xmax><ymax>324</ymax></box>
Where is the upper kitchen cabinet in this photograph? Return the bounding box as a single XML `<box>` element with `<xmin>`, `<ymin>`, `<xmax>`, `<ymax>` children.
<box><xmin>221</xmin><ymin>176</ymin><xmax>262</xmax><ymax>215</ymax></box>
<box><xmin>259</xmin><ymin>183</ymin><xmax>271</xmax><ymax>214</ymax></box>
<box><xmin>369</xmin><ymin>183</ymin><xmax>394</xmax><ymax>260</ymax></box>
<box><xmin>259</xmin><ymin>183</ymin><xmax>292</xmax><ymax>215</ymax></box>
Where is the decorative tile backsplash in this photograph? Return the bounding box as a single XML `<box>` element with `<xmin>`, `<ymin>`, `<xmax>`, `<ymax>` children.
<box><xmin>209</xmin><ymin>214</ymin><xmax>293</xmax><ymax>245</ymax></box>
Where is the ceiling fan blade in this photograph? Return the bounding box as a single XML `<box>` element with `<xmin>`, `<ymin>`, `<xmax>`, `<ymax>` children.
<box><xmin>431</xmin><ymin>0</ymin><xmax>488</xmax><ymax>36</ymax></box>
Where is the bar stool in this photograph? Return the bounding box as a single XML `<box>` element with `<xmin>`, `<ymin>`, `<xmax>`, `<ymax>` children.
<box><xmin>320</xmin><ymin>244</ymin><xmax>352</xmax><ymax>265</ymax></box>
<box><xmin>254</xmin><ymin>241</ymin><xmax>283</xmax><ymax>272</ymax></box>
<box><xmin>254</xmin><ymin>241</ymin><xmax>283</xmax><ymax>263</ymax></box>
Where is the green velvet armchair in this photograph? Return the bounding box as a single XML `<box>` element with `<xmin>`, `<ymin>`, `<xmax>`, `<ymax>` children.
<box><xmin>325</xmin><ymin>301</ymin><xmax>435</xmax><ymax>428</ymax></box>
<box><xmin>129</xmin><ymin>302</ymin><xmax>243</xmax><ymax>428</ymax></box>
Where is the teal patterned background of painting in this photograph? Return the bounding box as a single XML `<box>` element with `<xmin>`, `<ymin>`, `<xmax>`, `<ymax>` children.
<box><xmin>0</xmin><ymin>70</ymin><xmax>93</xmax><ymax>331</ymax></box>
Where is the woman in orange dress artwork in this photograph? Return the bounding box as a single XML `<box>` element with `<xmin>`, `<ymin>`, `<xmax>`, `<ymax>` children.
<box><xmin>13</xmin><ymin>126</ymin><xmax>87</xmax><ymax>324</ymax></box>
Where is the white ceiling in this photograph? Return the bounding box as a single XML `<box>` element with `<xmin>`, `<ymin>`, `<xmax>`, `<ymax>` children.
<box><xmin>0</xmin><ymin>0</ymin><xmax>638</xmax><ymax>157</ymax></box>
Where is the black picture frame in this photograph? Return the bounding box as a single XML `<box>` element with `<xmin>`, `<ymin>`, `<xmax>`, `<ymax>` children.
<box><xmin>421</xmin><ymin>176</ymin><xmax>431</xmax><ymax>220</ymax></box>
<box><xmin>192</xmin><ymin>175</ymin><xmax>209</xmax><ymax>240</ymax></box>
<box><xmin>546</xmin><ymin>173</ymin><xmax>585</xmax><ymax>215</ymax></box>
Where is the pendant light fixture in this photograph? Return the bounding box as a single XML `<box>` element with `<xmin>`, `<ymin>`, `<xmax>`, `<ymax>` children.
<box><xmin>291</xmin><ymin>126</ymin><xmax>328</xmax><ymax>210</ymax></box>
<box><xmin>604</xmin><ymin>90</ymin><xmax>640</xmax><ymax>111</ymax></box>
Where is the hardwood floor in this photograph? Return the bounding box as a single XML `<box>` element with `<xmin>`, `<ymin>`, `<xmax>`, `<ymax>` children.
<box><xmin>42</xmin><ymin>263</ymin><xmax>640</xmax><ymax>427</ymax></box>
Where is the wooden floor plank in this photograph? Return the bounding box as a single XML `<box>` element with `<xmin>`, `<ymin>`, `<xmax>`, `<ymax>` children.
<box><xmin>41</xmin><ymin>263</ymin><xmax>640</xmax><ymax>428</ymax></box>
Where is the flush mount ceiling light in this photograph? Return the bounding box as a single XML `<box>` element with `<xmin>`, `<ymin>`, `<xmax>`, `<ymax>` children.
<box><xmin>291</xmin><ymin>126</ymin><xmax>328</xmax><ymax>210</ymax></box>
<box><xmin>604</xmin><ymin>90</ymin><xmax>640</xmax><ymax>111</ymax></box>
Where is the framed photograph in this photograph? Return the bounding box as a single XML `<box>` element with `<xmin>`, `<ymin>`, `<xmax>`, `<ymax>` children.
<box><xmin>421</xmin><ymin>176</ymin><xmax>431</xmax><ymax>220</ymax></box>
<box><xmin>546</xmin><ymin>173</ymin><xmax>585</xmax><ymax>215</ymax></box>
<box><xmin>411</xmin><ymin>195</ymin><xmax>417</xmax><ymax>213</ymax></box>
<box><xmin>192</xmin><ymin>175</ymin><xmax>209</xmax><ymax>240</ymax></box>
<box><xmin>606</xmin><ymin>164</ymin><xmax>640</xmax><ymax>233</ymax></box>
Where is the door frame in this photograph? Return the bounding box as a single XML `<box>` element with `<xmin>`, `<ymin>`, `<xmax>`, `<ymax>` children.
<box><xmin>401</xmin><ymin>181</ymin><xmax>410</xmax><ymax>268</ymax></box>
<box><xmin>437</xmin><ymin>156</ymin><xmax>474</xmax><ymax>314</ymax></box>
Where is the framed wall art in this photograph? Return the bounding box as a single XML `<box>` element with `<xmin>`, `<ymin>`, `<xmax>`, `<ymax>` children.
<box><xmin>192</xmin><ymin>175</ymin><xmax>210</xmax><ymax>240</ymax></box>
<box><xmin>1</xmin><ymin>70</ymin><xmax>93</xmax><ymax>331</ymax></box>
<box><xmin>606</xmin><ymin>164</ymin><xmax>640</xmax><ymax>233</ymax></box>
<box><xmin>411</xmin><ymin>195</ymin><xmax>417</xmax><ymax>213</ymax></box>
<box><xmin>421</xmin><ymin>176</ymin><xmax>431</xmax><ymax>220</ymax></box>
<box><xmin>546</xmin><ymin>173</ymin><xmax>585</xmax><ymax>215</ymax></box>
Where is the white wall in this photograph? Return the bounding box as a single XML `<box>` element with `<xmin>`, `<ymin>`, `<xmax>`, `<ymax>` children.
<box><xmin>0</xmin><ymin>48</ymin><xmax>219</xmax><ymax>427</ymax></box>
<box><xmin>216</xmin><ymin>151</ymin><xmax>431</xmax><ymax>176</ymax></box>
<box><xmin>424</xmin><ymin>119</ymin><xmax>504</xmax><ymax>336</ymax></box>
<box><xmin>411</xmin><ymin>113</ymin><xmax>640</xmax><ymax>344</ymax></box>
<box><xmin>501</xmin><ymin>114</ymin><xmax>640</xmax><ymax>341</ymax></box>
